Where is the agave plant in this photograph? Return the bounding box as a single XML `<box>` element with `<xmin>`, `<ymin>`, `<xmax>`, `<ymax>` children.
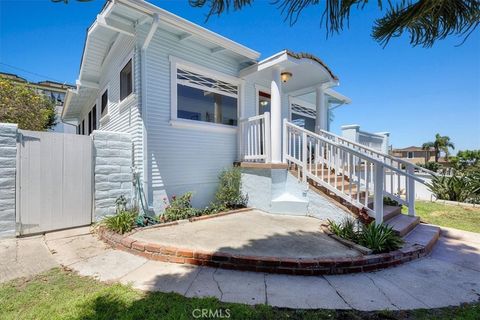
<box><xmin>427</xmin><ymin>171</ymin><xmax>480</xmax><ymax>203</ymax></box>
<box><xmin>327</xmin><ymin>217</ymin><xmax>359</xmax><ymax>242</ymax></box>
<box><xmin>358</xmin><ymin>223</ymin><xmax>403</xmax><ymax>254</ymax></box>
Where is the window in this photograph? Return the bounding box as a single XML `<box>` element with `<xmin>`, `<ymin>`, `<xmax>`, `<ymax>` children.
<box><xmin>88</xmin><ymin>105</ymin><xmax>97</xmax><ymax>134</ymax></box>
<box><xmin>120</xmin><ymin>59</ymin><xmax>133</xmax><ymax>101</ymax></box>
<box><xmin>101</xmin><ymin>90</ymin><xmax>108</xmax><ymax>117</ymax></box>
<box><xmin>175</xmin><ymin>66</ymin><xmax>238</xmax><ymax>126</ymax></box>
<box><xmin>91</xmin><ymin>105</ymin><xmax>97</xmax><ymax>131</ymax></box>
<box><xmin>407</xmin><ymin>151</ymin><xmax>414</xmax><ymax>159</ymax></box>
<box><xmin>81</xmin><ymin>120</ymin><xmax>85</xmax><ymax>135</ymax></box>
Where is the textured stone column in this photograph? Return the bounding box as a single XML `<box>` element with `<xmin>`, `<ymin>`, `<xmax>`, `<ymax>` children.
<box><xmin>92</xmin><ymin>130</ymin><xmax>133</xmax><ymax>221</ymax></box>
<box><xmin>0</xmin><ymin>123</ymin><xmax>17</xmax><ymax>238</ymax></box>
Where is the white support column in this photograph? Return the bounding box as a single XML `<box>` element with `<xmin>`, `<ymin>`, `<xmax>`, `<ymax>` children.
<box><xmin>315</xmin><ymin>86</ymin><xmax>327</xmax><ymax>133</ymax></box>
<box><xmin>270</xmin><ymin>67</ymin><xmax>282</xmax><ymax>163</ymax></box>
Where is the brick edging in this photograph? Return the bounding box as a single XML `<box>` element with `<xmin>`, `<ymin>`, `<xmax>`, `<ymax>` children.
<box><xmin>97</xmin><ymin>211</ymin><xmax>437</xmax><ymax>275</ymax></box>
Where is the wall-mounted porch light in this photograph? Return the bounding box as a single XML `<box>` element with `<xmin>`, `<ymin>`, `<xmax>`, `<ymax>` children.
<box><xmin>281</xmin><ymin>72</ymin><xmax>292</xmax><ymax>83</ymax></box>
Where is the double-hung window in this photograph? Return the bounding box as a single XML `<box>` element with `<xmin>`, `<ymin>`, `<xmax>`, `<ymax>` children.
<box><xmin>173</xmin><ymin>60</ymin><xmax>239</xmax><ymax>127</ymax></box>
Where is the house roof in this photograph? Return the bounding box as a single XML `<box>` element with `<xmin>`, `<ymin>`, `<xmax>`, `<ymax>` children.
<box><xmin>285</xmin><ymin>51</ymin><xmax>339</xmax><ymax>81</ymax></box>
<box><xmin>393</xmin><ymin>146</ymin><xmax>435</xmax><ymax>152</ymax></box>
<box><xmin>63</xmin><ymin>0</ymin><xmax>261</xmax><ymax>122</ymax></box>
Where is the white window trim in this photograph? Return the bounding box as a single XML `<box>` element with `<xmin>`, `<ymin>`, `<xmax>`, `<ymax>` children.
<box><xmin>99</xmin><ymin>84</ymin><xmax>110</xmax><ymax>125</ymax></box>
<box><xmin>119</xmin><ymin>52</ymin><xmax>135</xmax><ymax>103</ymax></box>
<box><xmin>118</xmin><ymin>93</ymin><xmax>136</xmax><ymax>114</ymax></box>
<box><xmin>169</xmin><ymin>55</ymin><xmax>241</xmax><ymax>132</ymax></box>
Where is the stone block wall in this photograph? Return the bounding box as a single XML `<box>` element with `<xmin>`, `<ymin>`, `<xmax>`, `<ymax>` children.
<box><xmin>0</xmin><ymin>123</ymin><xmax>17</xmax><ymax>238</ymax></box>
<box><xmin>92</xmin><ymin>130</ymin><xmax>133</xmax><ymax>221</ymax></box>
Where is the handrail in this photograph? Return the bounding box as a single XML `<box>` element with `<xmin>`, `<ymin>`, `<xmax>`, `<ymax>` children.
<box><xmin>319</xmin><ymin>129</ymin><xmax>438</xmax><ymax>177</ymax></box>
<box><xmin>286</xmin><ymin>122</ymin><xmax>423</xmax><ymax>182</ymax></box>
<box><xmin>285</xmin><ymin>120</ymin><xmax>418</xmax><ymax>221</ymax></box>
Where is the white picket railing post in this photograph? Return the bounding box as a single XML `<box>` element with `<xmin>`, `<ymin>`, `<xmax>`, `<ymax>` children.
<box><xmin>374</xmin><ymin>162</ymin><xmax>384</xmax><ymax>225</ymax></box>
<box><xmin>282</xmin><ymin>118</ymin><xmax>288</xmax><ymax>163</ymax></box>
<box><xmin>264</xmin><ymin>112</ymin><xmax>271</xmax><ymax>163</ymax></box>
<box><xmin>407</xmin><ymin>164</ymin><xmax>416</xmax><ymax>216</ymax></box>
<box><xmin>302</xmin><ymin>131</ymin><xmax>308</xmax><ymax>183</ymax></box>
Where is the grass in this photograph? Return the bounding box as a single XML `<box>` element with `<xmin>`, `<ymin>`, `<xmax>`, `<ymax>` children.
<box><xmin>402</xmin><ymin>201</ymin><xmax>480</xmax><ymax>233</ymax></box>
<box><xmin>1</xmin><ymin>268</ymin><xmax>479</xmax><ymax>320</ymax></box>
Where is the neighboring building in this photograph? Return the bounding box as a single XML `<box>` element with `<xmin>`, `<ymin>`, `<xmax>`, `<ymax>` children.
<box><xmin>341</xmin><ymin>124</ymin><xmax>390</xmax><ymax>154</ymax></box>
<box><xmin>390</xmin><ymin>146</ymin><xmax>435</xmax><ymax>165</ymax></box>
<box><xmin>0</xmin><ymin>72</ymin><xmax>76</xmax><ymax>133</ymax></box>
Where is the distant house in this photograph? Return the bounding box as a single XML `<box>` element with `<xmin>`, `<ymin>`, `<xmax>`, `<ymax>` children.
<box><xmin>0</xmin><ymin>72</ymin><xmax>76</xmax><ymax>133</ymax></box>
<box><xmin>390</xmin><ymin>146</ymin><xmax>435</xmax><ymax>165</ymax></box>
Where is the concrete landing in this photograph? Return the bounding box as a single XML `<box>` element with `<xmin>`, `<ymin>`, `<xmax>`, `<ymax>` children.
<box><xmin>130</xmin><ymin>210</ymin><xmax>360</xmax><ymax>259</ymax></box>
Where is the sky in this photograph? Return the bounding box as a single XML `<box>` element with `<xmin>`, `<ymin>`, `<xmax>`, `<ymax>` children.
<box><xmin>1</xmin><ymin>0</ymin><xmax>479</xmax><ymax>151</ymax></box>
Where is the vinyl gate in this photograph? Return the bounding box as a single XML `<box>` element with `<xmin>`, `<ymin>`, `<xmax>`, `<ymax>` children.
<box><xmin>16</xmin><ymin>130</ymin><xmax>93</xmax><ymax>235</ymax></box>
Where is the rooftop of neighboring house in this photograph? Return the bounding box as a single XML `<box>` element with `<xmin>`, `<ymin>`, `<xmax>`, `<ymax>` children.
<box><xmin>391</xmin><ymin>146</ymin><xmax>435</xmax><ymax>152</ymax></box>
<box><xmin>0</xmin><ymin>72</ymin><xmax>74</xmax><ymax>92</ymax></box>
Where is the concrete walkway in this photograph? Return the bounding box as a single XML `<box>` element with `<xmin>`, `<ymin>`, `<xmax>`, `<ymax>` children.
<box><xmin>1</xmin><ymin>226</ymin><xmax>479</xmax><ymax>311</ymax></box>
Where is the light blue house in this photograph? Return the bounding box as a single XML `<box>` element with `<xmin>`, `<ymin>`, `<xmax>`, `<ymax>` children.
<box><xmin>63</xmin><ymin>0</ymin><xmax>428</xmax><ymax>224</ymax></box>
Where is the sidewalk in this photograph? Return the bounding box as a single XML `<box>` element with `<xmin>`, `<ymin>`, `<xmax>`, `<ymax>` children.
<box><xmin>1</xmin><ymin>226</ymin><xmax>479</xmax><ymax>311</ymax></box>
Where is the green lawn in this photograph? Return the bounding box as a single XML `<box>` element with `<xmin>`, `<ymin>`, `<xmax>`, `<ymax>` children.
<box><xmin>402</xmin><ymin>201</ymin><xmax>480</xmax><ymax>233</ymax></box>
<box><xmin>1</xmin><ymin>268</ymin><xmax>479</xmax><ymax>320</ymax></box>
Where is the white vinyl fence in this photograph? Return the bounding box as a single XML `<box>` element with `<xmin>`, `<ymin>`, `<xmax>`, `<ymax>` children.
<box><xmin>0</xmin><ymin>123</ymin><xmax>133</xmax><ymax>238</ymax></box>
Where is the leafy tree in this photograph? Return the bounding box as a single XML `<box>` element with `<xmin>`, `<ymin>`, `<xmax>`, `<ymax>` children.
<box><xmin>0</xmin><ymin>78</ymin><xmax>56</xmax><ymax>131</ymax></box>
<box><xmin>188</xmin><ymin>0</ymin><xmax>480</xmax><ymax>47</ymax></box>
<box><xmin>450</xmin><ymin>149</ymin><xmax>480</xmax><ymax>170</ymax></box>
<box><xmin>422</xmin><ymin>133</ymin><xmax>455</xmax><ymax>162</ymax></box>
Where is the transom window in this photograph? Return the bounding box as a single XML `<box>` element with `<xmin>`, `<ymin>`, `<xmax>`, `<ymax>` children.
<box><xmin>175</xmin><ymin>64</ymin><xmax>239</xmax><ymax>127</ymax></box>
<box><xmin>120</xmin><ymin>59</ymin><xmax>133</xmax><ymax>101</ymax></box>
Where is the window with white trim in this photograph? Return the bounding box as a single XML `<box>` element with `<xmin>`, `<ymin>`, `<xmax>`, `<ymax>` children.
<box><xmin>175</xmin><ymin>65</ymin><xmax>239</xmax><ymax>126</ymax></box>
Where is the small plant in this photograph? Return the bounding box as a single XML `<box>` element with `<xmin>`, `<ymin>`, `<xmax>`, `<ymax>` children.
<box><xmin>115</xmin><ymin>195</ymin><xmax>127</xmax><ymax>214</ymax></box>
<box><xmin>383</xmin><ymin>197</ymin><xmax>401</xmax><ymax>207</ymax></box>
<box><xmin>163</xmin><ymin>192</ymin><xmax>201</xmax><ymax>222</ymax></box>
<box><xmin>202</xmin><ymin>202</ymin><xmax>227</xmax><ymax>215</ymax></box>
<box><xmin>102</xmin><ymin>211</ymin><xmax>136</xmax><ymax>234</ymax></box>
<box><xmin>358</xmin><ymin>223</ymin><xmax>404</xmax><ymax>253</ymax></box>
<box><xmin>327</xmin><ymin>217</ymin><xmax>358</xmax><ymax>242</ymax></box>
<box><xmin>418</xmin><ymin>161</ymin><xmax>441</xmax><ymax>172</ymax></box>
<box><xmin>214</xmin><ymin>167</ymin><xmax>248</xmax><ymax>209</ymax></box>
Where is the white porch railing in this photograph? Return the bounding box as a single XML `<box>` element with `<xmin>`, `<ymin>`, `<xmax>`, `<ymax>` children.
<box><xmin>284</xmin><ymin>120</ymin><xmax>424</xmax><ymax>222</ymax></box>
<box><xmin>239</xmin><ymin>112</ymin><xmax>271</xmax><ymax>162</ymax></box>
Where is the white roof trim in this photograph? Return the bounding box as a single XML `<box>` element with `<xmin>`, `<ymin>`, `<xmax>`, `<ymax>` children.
<box><xmin>115</xmin><ymin>0</ymin><xmax>260</xmax><ymax>60</ymax></box>
<box><xmin>325</xmin><ymin>88</ymin><xmax>351</xmax><ymax>104</ymax></box>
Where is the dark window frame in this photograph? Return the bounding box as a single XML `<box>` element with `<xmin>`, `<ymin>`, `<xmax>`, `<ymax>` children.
<box><xmin>120</xmin><ymin>59</ymin><xmax>133</xmax><ymax>101</ymax></box>
<box><xmin>101</xmin><ymin>89</ymin><xmax>108</xmax><ymax>117</ymax></box>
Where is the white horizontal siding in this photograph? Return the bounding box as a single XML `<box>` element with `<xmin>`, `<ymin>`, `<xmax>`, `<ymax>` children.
<box><xmin>142</xmin><ymin>26</ymin><xmax>242</xmax><ymax>210</ymax></box>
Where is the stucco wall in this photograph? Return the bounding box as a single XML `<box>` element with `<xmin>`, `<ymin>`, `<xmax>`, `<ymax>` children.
<box><xmin>0</xmin><ymin>123</ymin><xmax>17</xmax><ymax>238</ymax></box>
<box><xmin>93</xmin><ymin>130</ymin><xmax>133</xmax><ymax>220</ymax></box>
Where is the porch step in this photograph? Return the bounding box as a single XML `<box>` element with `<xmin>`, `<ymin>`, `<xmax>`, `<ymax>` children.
<box><xmin>383</xmin><ymin>205</ymin><xmax>402</xmax><ymax>222</ymax></box>
<box><xmin>385</xmin><ymin>214</ymin><xmax>420</xmax><ymax>237</ymax></box>
<box><xmin>270</xmin><ymin>192</ymin><xmax>308</xmax><ymax>215</ymax></box>
<box><xmin>404</xmin><ymin>224</ymin><xmax>441</xmax><ymax>252</ymax></box>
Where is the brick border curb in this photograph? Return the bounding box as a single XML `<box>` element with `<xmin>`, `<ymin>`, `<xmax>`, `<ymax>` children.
<box><xmin>97</xmin><ymin>211</ymin><xmax>438</xmax><ymax>275</ymax></box>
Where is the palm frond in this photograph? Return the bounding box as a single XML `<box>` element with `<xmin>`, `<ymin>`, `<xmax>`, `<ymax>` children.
<box><xmin>189</xmin><ymin>0</ymin><xmax>254</xmax><ymax>18</ymax></box>
<box><xmin>373</xmin><ymin>0</ymin><xmax>480</xmax><ymax>47</ymax></box>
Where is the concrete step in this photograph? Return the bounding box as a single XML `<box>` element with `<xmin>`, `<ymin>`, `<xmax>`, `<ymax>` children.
<box><xmin>386</xmin><ymin>214</ymin><xmax>420</xmax><ymax>237</ymax></box>
<box><xmin>383</xmin><ymin>205</ymin><xmax>402</xmax><ymax>222</ymax></box>
<box><xmin>270</xmin><ymin>192</ymin><xmax>309</xmax><ymax>215</ymax></box>
<box><xmin>404</xmin><ymin>224</ymin><xmax>441</xmax><ymax>252</ymax></box>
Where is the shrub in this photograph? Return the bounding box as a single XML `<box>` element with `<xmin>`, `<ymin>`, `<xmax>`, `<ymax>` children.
<box><xmin>215</xmin><ymin>167</ymin><xmax>248</xmax><ymax>209</ymax></box>
<box><xmin>427</xmin><ymin>171</ymin><xmax>480</xmax><ymax>203</ymax></box>
<box><xmin>417</xmin><ymin>161</ymin><xmax>441</xmax><ymax>172</ymax></box>
<box><xmin>327</xmin><ymin>217</ymin><xmax>358</xmax><ymax>242</ymax></box>
<box><xmin>358</xmin><ymin>223</ymin><xmax>403</xmax><ymax>253</ymax></box>
<box><xmin>383</xmin><ymin>197</ymin><xmax>401</xmax><ymax>207</ymax></box>
<box><xmin>163</xmin><ymin>192</ymin><xmax>201</xmax><ymax>222</ymax></box>
<box><xmin>102</xmin><ymin>211</ymin><xmax>136</xmax><ymax>234</ymax></box>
